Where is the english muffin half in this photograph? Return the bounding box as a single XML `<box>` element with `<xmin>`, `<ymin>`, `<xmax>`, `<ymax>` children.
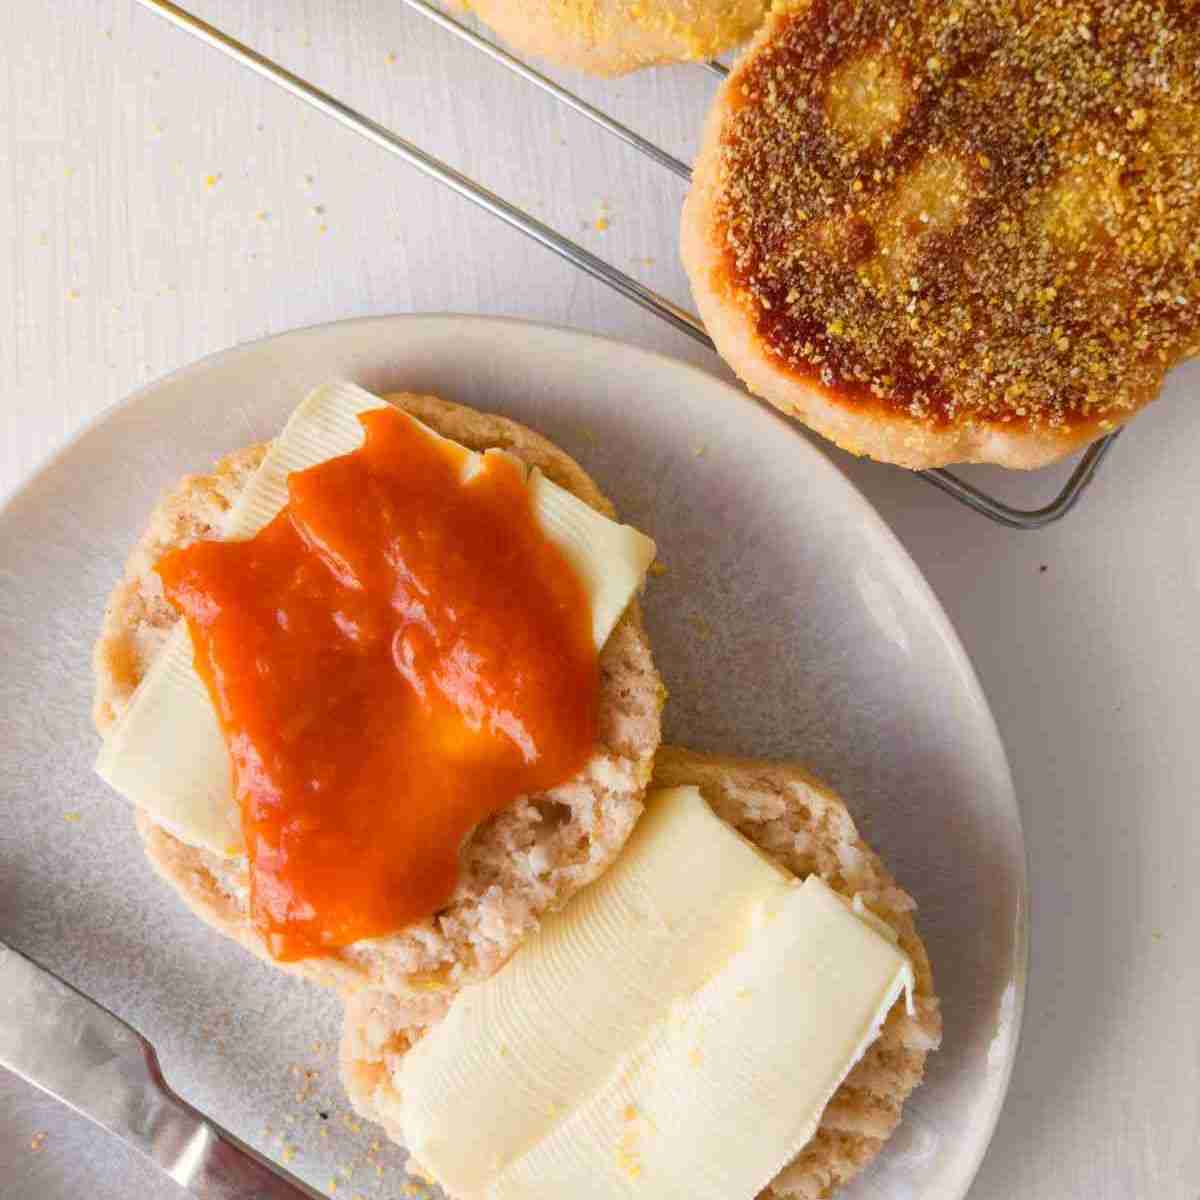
<box><xmin>93</xmin><ymin>392</ymin><xmax>664</xmax><ymax>995</ymax></box>
<box><xmin>340</xmin><ymin>745</ymin><xmax>942</xmax><ymax>1199</ymax></box>
<box><xmin>461</xmin><ymin>0</ymin><xmax>768</xmax><ymax>76</ymax></box>
<box><xmin>682</xmin><ymin>0</ymin><xmax>1200</xmax><ymax>468</ymax></box>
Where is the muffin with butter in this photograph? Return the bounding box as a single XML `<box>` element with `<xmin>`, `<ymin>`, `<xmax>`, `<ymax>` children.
<box><xmin>342</xmin><ymin>746</ymin><xmax>941</xmax><ymax>1199</ymax></box>
<box><xmin>92</xmin><ymin>383</ymin><xmax>663</xmax><ymax>995</ymax></box>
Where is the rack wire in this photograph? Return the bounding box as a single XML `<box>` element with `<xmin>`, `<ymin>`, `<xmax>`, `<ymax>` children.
<box><xmin>135</xmin><ymin>0</ymin><xmax>1121</xmax><ymax>528</ymax></box>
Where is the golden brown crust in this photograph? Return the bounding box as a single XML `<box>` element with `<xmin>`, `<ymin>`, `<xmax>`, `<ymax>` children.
<box><xmin>682</xmin><ymin>0</ymin><xmax>1200</xmax><ymax>469</ymax></box>
<box><xmin>340</xmin><ymin>745</ymin><xmax>942</xmax><ymax>1199</ymax></box>
<box><xmin>93</xmin><ymin>392</ymin><xmax>664</xmax><ymax>996</ymax></box>
<box><xmin>460</xmin><ymin>0</ymin><xmax>768</xmax><ymax>76</ymax></box>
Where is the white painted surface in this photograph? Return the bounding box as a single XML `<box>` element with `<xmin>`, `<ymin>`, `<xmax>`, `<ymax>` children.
<box><xmin>1</xmin><ymin>4</ymin><xmax>1197</xmax><ymax>1200</ymax></box>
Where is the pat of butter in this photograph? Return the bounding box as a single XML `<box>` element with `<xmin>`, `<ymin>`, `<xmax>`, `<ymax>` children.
<box><xmin>397</xmin><ymin>787</ymin><xmax>914</xmax><ymax>1200</ymax></box>
<box><xmin>94</xmin><ymin>382</ymin><xmax>655</xmax><ymax>858</ymax></box>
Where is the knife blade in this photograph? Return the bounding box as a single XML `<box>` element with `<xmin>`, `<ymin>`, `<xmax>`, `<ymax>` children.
<box><xmin>0</xmin><ymin>940</ymin><xmax>326</xmax><ymax>1199</ymax></box>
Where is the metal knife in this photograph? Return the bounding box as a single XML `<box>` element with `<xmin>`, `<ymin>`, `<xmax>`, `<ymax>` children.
<box><xmin>0</xmin><ymin>940</ymin><xmax>326</xmax><ymax>1198</ymax></box>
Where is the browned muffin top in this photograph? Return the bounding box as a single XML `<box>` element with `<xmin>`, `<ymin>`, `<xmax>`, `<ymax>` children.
<box><xmin>716</xmin><ymin>0</ymin><xmax>1200</xmax><ymax>432</ymax></box>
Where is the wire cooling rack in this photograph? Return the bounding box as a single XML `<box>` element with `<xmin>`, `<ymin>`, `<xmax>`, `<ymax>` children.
<box><xmin>134</xmin><ymin>0</ymin><xmax>1121</xmax><ymax>528</ymax></box>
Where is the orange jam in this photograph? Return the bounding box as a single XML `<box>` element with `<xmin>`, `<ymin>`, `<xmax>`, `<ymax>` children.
<box><xmin>156</xmin><ymin>408</ymin><xmax>599</xmax><ymax>961</ymax></box>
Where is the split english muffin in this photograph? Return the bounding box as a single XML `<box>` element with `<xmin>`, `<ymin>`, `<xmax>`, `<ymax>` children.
<box><xmin>681</xmin><ymin>0</ymin><xmax>1200</xmax><ymax>468</ymax></box>
<box><xmin>341</xmin><ymin>746</ymin><xmax>942</xmax><ymax>1200</ymax></box>
<box><xmin>92</xmin><ymin>390</ymin><xmax>664</xmax><ymax>995</ymax></box>
<box><xmin>457</xmin><ymin>0</ymin><xmax>768</xmax><ymax>76</ymax></box>
<box><xmin>91</xmin><ymin>382</ymin><xmax>941</xmax><ymax>1200</ymax></box>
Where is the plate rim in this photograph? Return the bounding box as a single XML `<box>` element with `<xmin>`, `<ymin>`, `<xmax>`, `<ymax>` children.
<box><xmin>0</xmin><ymin>311</ymin><xmax>1028</xmax><ymax>1200</ymax></box>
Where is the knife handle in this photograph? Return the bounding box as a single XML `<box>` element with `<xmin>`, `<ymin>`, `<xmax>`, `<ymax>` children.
<box><xmin>167</xmin><ymin>1118</ymin><xmax>330</xmax><ymax>1200</ymax></box>
<box><xmin>0</xmin><ymin>939</ymin><xmax>328</xmax><ymax>1200</ymax></box>
<box><xmin>141</xmin><ymin>1045</ymin><xmax>329</xmax><ymax>1200</ymax></box>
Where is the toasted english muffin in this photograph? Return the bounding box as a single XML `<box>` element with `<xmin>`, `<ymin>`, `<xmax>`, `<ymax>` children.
<box><xmin>92</xmin><ymin>392</ymin><xmax>664</xmax><ymax>996</ymax></box>
<box><xmin>461</xmin><ymin>0</ymin><xmax>768</xmax><ymax>76</ymax></box>
<box><xmin>682</xmin><ymin>0</ymin><xmax>1200</xmax><ymax>469</ymax></box>
<box><xmin>339</xmin><ymin>744</ymin><xmax>942</xmax><ymax>1199</ymax></box>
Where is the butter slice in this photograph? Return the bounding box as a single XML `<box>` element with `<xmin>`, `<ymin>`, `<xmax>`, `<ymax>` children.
<box><xmin>95</xmin><ymin>382</ymin><xmax>656</xmax><ymax>857</ymax></box>
<box><xmin>398</xmin><ymin>787</ymin><xmax>914</xmax><ymax>1200</ymax></box>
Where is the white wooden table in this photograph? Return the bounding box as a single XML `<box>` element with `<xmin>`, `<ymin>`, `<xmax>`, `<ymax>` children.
<box><xmin>2</xmin><ymin>3</ymin><xmax>1198</xmax><ymax>1198</ymax></box>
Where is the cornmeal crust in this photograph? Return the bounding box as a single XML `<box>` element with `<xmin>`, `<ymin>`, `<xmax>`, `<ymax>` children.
<box><xmin>462</xmin><ymin>0</ymin><xmax>768</xmax><ymax>76</ymax></box>
<box><xmin>682</xmin><ymin>0</ymin><xmax>1199</xmax><ymax>468</ymax></box>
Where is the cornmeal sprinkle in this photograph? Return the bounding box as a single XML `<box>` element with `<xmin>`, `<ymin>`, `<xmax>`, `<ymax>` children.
<box><xmin>716</xmin><ymin>0</ymin><xmax>1200</xmax><ymax>431</ymax></box>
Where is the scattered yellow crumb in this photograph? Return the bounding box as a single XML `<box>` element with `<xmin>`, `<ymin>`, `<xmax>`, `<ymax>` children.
<box><xmin>407</xmin><ymin>968</ymin><xmax>451</xmax><ymax>992</ymax></box>
<box><xmin>689</xmin><ymin>1046</ymin><xmax>704</xmax><ymax>1067</ymax></box>
<box><xmin>280</xmin><ymin>1146</ymin><xmax>296</xmax><ymax>1164</ymax></box>
<box><xmin>693</xmin><ymin>442</ymin><xmax>708</xmax><ymax>458</ymax></box>
<box><xmin>65</xmin><ymin>289</ymin><xmax>80</xmax><ymax>302</ymax></box>
<box><xmin>30</xmin><ymin>1132</ymin><xmax>47</xmax><ymax>1153</ymax></box>
<box><xmin>615</xmin><ymin>1114</ymin><xmax>644</xmax><ymax>1180</ymax></box>
<box><xmin>318</xmin><ymin>224</ymin><xmax>328</xmax><ymax>235</ymax></box>
<box><xmin>256</xmin><ymin>210</ymin><xmax>270</xmax><ymax>222</ymax></box>
<box><xmin>205</xmin><ymin>173</ymin><xmax>222</xmax><ymax>190</ymax></box>
<box><xmin>386</xmin><ymin>51</ymin><xmax>397</xmax><ymax>64</ymax></box>
<box><xmin>63</xmin><ymin>811</ymin><xmax>81</xmax><ymax>822</ymax></box>
<box><xmin>594</xmin><ymin>216</ymin><xmax>610</xmax><ymax>232</ymax></box>
<box><xmin>615</xmin><ymin>1139</ymin><xmax>642</xmax><ymax>1180</ymax></box>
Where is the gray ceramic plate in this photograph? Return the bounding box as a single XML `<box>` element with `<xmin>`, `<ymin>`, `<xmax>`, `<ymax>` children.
<box><xmin>0</xmin><ymin>315</ymin><xmax>1025</xmax><ymax>1200</ymax></box>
